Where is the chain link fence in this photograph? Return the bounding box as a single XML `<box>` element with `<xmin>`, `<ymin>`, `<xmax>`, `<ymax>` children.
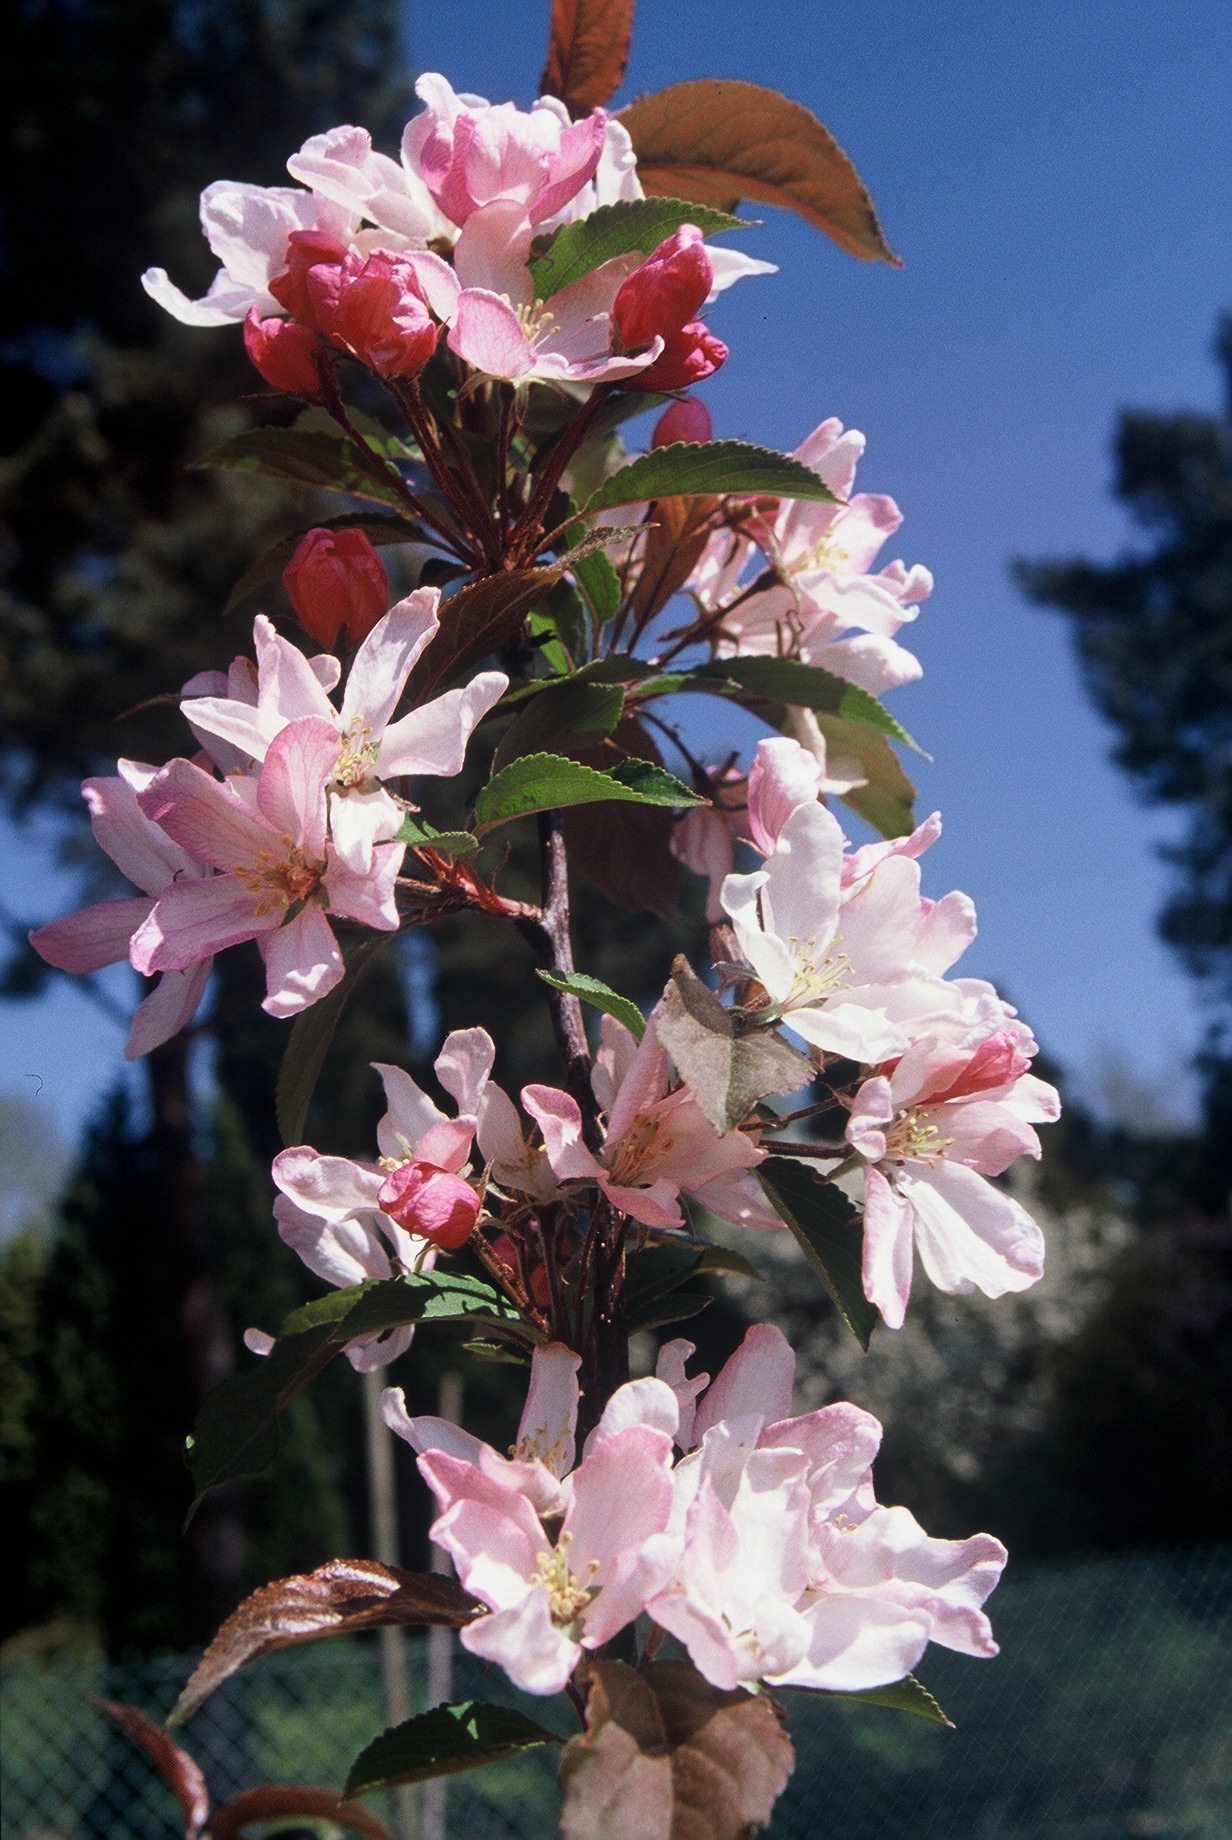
<box><xmin>3</xmin><ymin>1547</ymin><xmax>1229</xmax><ymax>1838</ymax></box>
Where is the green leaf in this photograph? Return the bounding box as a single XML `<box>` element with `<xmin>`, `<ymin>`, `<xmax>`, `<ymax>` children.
<box><xmin>191</xmin><ymin>427</ymin><xmax>404</xmax><ymax>507</ymax></box>
<box><xmin>826</xmin><ymin>1674</ymin><xmax>953</xmax><ymax>1727</ymax></box>
<box><xmin>473</xmin><ymin>751</ymin><xmax>700</xmax><ymax>832</ymax></box>
<box><xmin>493</xmin><ymin>677</ymin><xmax>625</xmax><ymax>771</ymax></box>
<box><xmin>530</xmin><ymin>197</ymin><xmax>745</xmax><ymax>300</ymax></box>
<box><xmin>536</xmin><ymin>969</ymin><xmax>645</xmax><ymax>1039</ymax></box>
<box><xmin>187</xmin><ymin>1274</ymin><xmax>523</xmax><ymax>1501</ymax></box>
<box><xmin>584</xmin><ymin>440</ymin><xmax>840</xmax><ymax>513</ymax></box>
<box><xmin>275</xmin><ymin>937</ymin><xmax>389</xmax><ymax>1147</ymax></box>
<box><xmin>757</xmin><ymin>1157</ymin><xmax>879</xmax><ymax>1348</ymax></box>
<box><xmin>624</xmin><ymin>1240</ymin><xmax>705</xmax><ymax>1333</ymax></box>
<box><xmin>222</xmin><ymin>515</ymin><xmax>429</xmax><ymax>617</ymax></box>
<box><xmin>691</xmin><ymin>657</ymin><xmax>923</xmax><ymax>752</ymax></box>
<box><xmin>406</xmin><ymin>566</ymin><xmax>567</xmax><ymax>702</ymax></box>
<box><xmin>345</xmin><ymin>1703</ymin><xmax>562</xmax><ymax>1797</ymax></box>
<box><xmin>395</xmin><ymin>815</ymin><xmax>480</xmax><ymax>857</ymax></box>
<box><xmin>814</xmin><ymin>714</ymin><xmax>918</xmax><ymax>839</ymax></box>
<box><xmin>696</xmin><ymin>1245</ymin><xmax>764</xmax><ymax>1280</ymax></box>
<box><xmin>571</xmin><ymin>547</ymin><xmax>622</xmax><ymax>626</ymax></box>
<box><xmin>527</xmin><ymin>577</ymin><xmax>590</xmax><ymax>673</ymax></box>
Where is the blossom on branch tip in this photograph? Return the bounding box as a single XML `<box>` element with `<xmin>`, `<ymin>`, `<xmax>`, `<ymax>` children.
<box><xmin>243</xmin><ymin>308</ymin><xmax>324</xmax><ymax>397</ymax></box>
<box><xmin>130</xmin><ymin>718</ymin><xmax>402</xmax><ymax>1017</ymax></box>
<box><xmin>612</xmin><ymin>226</ymin><xmax>728</xmax><ymax>393</ymax></box>
<box><xmin>846</xmin><ymin>1027</ymin><xmax>1059</xmax><ymax>1328</ymax></box>
<box><xmin>523</xmin><ymin>1015</ymin><xmax>780</xmax><ymax>1232</ymax></box>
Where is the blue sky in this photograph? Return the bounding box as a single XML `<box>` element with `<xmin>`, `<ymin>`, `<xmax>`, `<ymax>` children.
<box><xmin>3</xmin><ymin>0</ymin><xmax>1230</xmax><ymax>1159</ymax></box>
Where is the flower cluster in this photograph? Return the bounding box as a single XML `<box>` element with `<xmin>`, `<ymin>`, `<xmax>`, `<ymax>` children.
<box><xmin>144</xmin><ymin>74</ymin><xmax>770</xmax><ymax>396</ymax></box>
<box><xmin>382</xmin><ymin>1325</ymin><xmax>1006</xmax><ymax>1697</ymax></box>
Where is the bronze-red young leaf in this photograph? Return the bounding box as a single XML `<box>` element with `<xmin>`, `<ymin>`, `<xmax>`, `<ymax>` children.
<box><xmin>620</xmin><ymin>79</ymin><xmax>901</xmax><ymax>265</ymax></box>
<box><xmin>169</xmin><ymin>1559</ymin><xmax>483</xmax><ymax>1726</ymax></box>
<box><xmin>542</xmin><ymin>0</ymin><xmax>637</xmax><ymax>116</ymax></box>
<box><xmin>93</xmin><ymin>1700</ymin><xmax>210</xmax><ymax>1840</ymax></box>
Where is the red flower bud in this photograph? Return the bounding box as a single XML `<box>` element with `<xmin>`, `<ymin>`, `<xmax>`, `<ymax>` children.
<box><xmin>652</xmin><ymin>395</ymin><xmax>714</xmax><ymax>448</ymax></box>
<box><xmin>269</xmin><ymin>229</ymin><xmax>349</xmax><ymax>329</ymax></box>
<box><xmin>282</xmin><ymin>527</ymin><xmax>389</xmax><ymax>649</ymax></box>
<box><xmin>243</xmin><ymin>307</ymin><xmax>324</xmax><ymax>398</ymax></box>
<box><xmin>378</xmin><ymin>1160</ymin><xmax>480</xmax><ymax>1250</ymax></box>
<box><xmin>611</xmin><ymin>227</ymin><xmax>726</xmax><ymax>394</ymax></box>
<box><xmin>309</xmin><ymin>250</ymin><xmax>439</xmax><ymax>380</ymax></box>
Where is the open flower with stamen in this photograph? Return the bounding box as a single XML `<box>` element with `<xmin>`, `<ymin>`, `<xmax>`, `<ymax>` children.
<box><xmin>270</xmin><ymin>1031</ymin><xmax>492</xmax><ymax>1366</ymax></box>
<box><xmin>720</xmin><ymin>794</ymin><xmax>971</xmax><ymax>1064</ymax></box>
<box><xmin>182</xmin><ymin>596</ymin><xmax>507</xmax><ymax>875</ymax></box>
<box><xmin>131</xmin><ymin>717</ymin><xmax>401</xmax><ymax>1016</ymax></box>
<box><xmin>523</xmin><ymin>1015</ymin><xmax>780</xmax><ymax>1231</ymax></box>
<box><xmin>386</xmin><ymin>1342</ymin><xmax>680</xmax><ymax>1693</ymax></box>
<box><xmin>647</xmin><ymin>1325</ymin><xmax>1007</xmax><ymax>1691</ymax></box>
<box><xmin>688</xmin><ymin>417</ymin><xmax>932</xmax><ymax>694</ymax></box>
<box><xmin>846</xmin><ymin>1026</ymin><xmax>1060</xmax><ymax>1328</ymax></box>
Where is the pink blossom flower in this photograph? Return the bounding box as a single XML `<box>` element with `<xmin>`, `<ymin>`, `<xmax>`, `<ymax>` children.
<box><xmin>523</xmin><ymin>1015</ymin><xmax>780</xmax><ymax>1231</ymax></box>
<box><xmin>846</xmin><ymin>1027</ymin><xmax>1060</xmax><ymax>1328</ymax></box>
<box><xmin>720</xmin><ymin>796</ymin><xmax>966</xmax><ymax>1063</ymax></box>
<box><xmin>270</xmin><ymin>1031</ymin><xmax>492</xmax><ymax>1367</ymax></box>
<box><xmin>243</xmin><ymin>308</ymin><xmax>324</xmax><ymax>398</ymax></box>
<box><xmin>131</xmin><ymin>718</ymin><xmax>402</xmax><ymax>1016</ymax></box>
<box><xmin>689</xmin><ymin>417</ymin><xmax>932</xmax><ymax>694</ymax></box>
<box><xmin>446</xmin><ymin>255</ymin><xmax>665</xmax><ymax>387</ymax></box>
<box><xmin>29</xmin><ymin>762</ymin><xmax>216</xmax><ymax>1059</ymax></box>
<box><xmin>385</xmin><ymin>1343</ymin><xmax>680</xmax><ymax>1693</ymax></box>
<box><xmin>647</xmin><ymin>1325</ymin><xmax>1007</xmax><ymax>1691</ymax></box>
<box><xmin>181</xmin><ymin>597</ymin><xmax>507</xmax><ymax>875</ymax></box>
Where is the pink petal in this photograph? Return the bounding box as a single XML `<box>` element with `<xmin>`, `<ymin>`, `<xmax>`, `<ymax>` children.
<box><xmin>862</xmin><ymin>1167</ymin><xmax>915</xmax><ymax>1330</ymax></box>
<box><xmin>692</xmin><ymin>1323</ymin><xmax>795</xmax><ymax>1443</ymax></box>
<box><xmin>378</xmin><ymin>671</ymin><xmax>507</xmax><ymax>777</ymax></box>
<box><xmin>131</xmin><ymin>874</ymin><xmax>271</xmax><ymax>973</ymax></box>
<box><xmin>138</xmin><ymin>758</ymin><xmax>278</xmax><ymax>872</ymax></box>
<box><xmin>126</xmin><ymin>960</ymin><xmax>213</xmax><ymax>1059</ymax></box>
<box><xmin>30</xmin><ymin>896</ymin><xmax>154</xmax><ymax>973</ymax></box>
<box><xmin>338</xmin><ymin>589</ymin><xmax>441</xmax><ymax>736</ymax></box>
<box><xmin>514</xmin><ymin>1343</ymin><xmax>581</xmax><ymax>1477</ymax></box>
<box><xmin>448</xmin><ymin>288</ymin><xmax>535</xmax><ymax>381</ymax></box>
<box><xmin>521</xmin><ymin>1085</ymin><xmax>604</xmax><ymax>1183</ymax></box>
<box><xmin>84</xmin><ymin>771</ymin><xmax>198</xmax><ymax>893</ymax></box>
<box><xmin>258</xmin><ymin>904</ymin><xmax>343</xmax><ymax>1015</ymax></box>
<box><xmin>256</xmin><ymin>718</ymin><xmax>339</xmax><ymax>855</ymax></box>
<box><xmin>272</xmin><ymin>1146</ymin><xmax>385</xmax><ymax>1220</ymax></box>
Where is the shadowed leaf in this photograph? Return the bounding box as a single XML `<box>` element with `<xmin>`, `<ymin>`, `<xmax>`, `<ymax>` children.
<box><xmin>824</xmin><ymin>1673</ymin><xmax>952</xmax><ymax>1726</ymax></box>
<box><xmin>655</xmin><ymin>957</ymin><xmax>812</xmax><ymax>1133</ymax></box>
<box><xmin>406</xmin><ymin>567</ymin><xmax>567</xmax><ymax>701</ymax></box>
<box><xmin>170</xmin><ymin>1561</ymin><xmax>483</xmax><ymax>1726</ymax></box>
<box><xmin>210</xmin><ymin>1786</ymin><xmax>398</xmax><ymax>1840</ymax></box>
<box><xmin>814</xmin><ymin>714</ymin><xmax>918</xmax><ymax>838</ymax></box>
<box><xmin>493</xmin><ymin>677</ymin><xmax>626</xmax><ymax>770</ymax></box>
<box><xmin>93</xmin><ymin>1701</ymin><xmax>209</xmax><ymax>1840</ymax></box>
<box><xmin>275</xmin><ymin>936</ymin><xmax>389</xmax><ymax>1147</ymax></box>
<box><xmin>560</xmin><ymin>717</ymin><xmax>682</xmax><ymax>916</ymax></box>
<box><xmin>758</xmin><ymin>1156</ymin><xmax>879</xmax><ymax>1348</ymax></box>
<box><xmin>346</xmin><ymin>1701</ymin><xmax>562</xmax><ymax>1795</ymax></box>
<box><xmin>531</xmin><ymin>198</ymin><xmax>744</xmax><ymax>299</ymax></box>
<box><xmin>691</xmin><ymin>656</ymin><xmax>924</xmax><ymax>753</ymax></box>
<box><xmin>628</xmin><ymin>495</ymin><xmax>722</xmax><ymax>626</ymax></box>
<box><xmin>559</xmin><ymin>1659</ymin><xmax>795</xmax><ymax>1840</ymax></box>
<box><xmin>622</xmin><ymin>79</ymin><xmax>900</xmax><ymax>264</ymax></box>
<box><xmin>190</xmin><ymin>426</ymin><xmax>404</xmax><ymax>506</ymax></box>
<box><xmin>541</xmin><ymin>0</ymin><xmax>636</xmax><ymax>115</ymax></box>
<box><xmin>586</xmin><ymin>440</ymin><xmax>840</xmax><ymax>513</ymax></box>
<box><xmin>187</xmin><ymin>1273</ymin><xmax>522</xmax><ymax>1500</ymax></box>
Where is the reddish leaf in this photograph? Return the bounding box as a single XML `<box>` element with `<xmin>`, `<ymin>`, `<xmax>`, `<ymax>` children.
<box><xmin>621</xmin><ymin>80</ymin><xmax>900</xmax><ymax>265</ymax></box>
<box><xmin>405</xmin><ymin>566</ymin><xmax>564</xmax><ymax>701</ymax></box>
<box><xmin>559</xmin><ymin>1659</ymin><xmax>795</xmax><ymax>1840</ymax></box>
<box><xmin>170</xmin><ymin>1560</ymin><xmax>483</xmax><ymax>1726</ymax></box>
<box><xmin>209</xmin><ymin>1785</ymin><xmax>398</xmax><ymax>1840</ymax></box>
<box><xmin>542</xmin><ymin>0</ymin><xmax>637</xmax><ymax>116</ymax></box>
<box><xmin>628</xmin><ymin>495</ymin><xmax>722</xmax><ymax>628</ymax></box>
<box><xmin>93</xmin><ymin>1699</ymin><xmax>210</xmax><ymax>1840</ymax></box>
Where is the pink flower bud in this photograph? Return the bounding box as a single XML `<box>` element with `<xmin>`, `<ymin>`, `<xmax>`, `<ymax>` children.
<box><xmin>378</xmin><ymin>1161</ymin><xmax>480</xmax><ymax>1250</ymax></box>
<box><xmin>282</xmin><ymin>527</ymin><xmax>389</xmax><ymax>649</ymax></box>
<box><xmin>243</xmin><ymin>307</ymin><xmax>324</xmax><ymax>398</ymax></box>
<box><xmin>269</xmin><ymin>229</ymin><xmax>349</xmax><ymax>328</ymax></box>
<box><xmin>611</xmin><ymin>228</ymin><xmax>727</xmax><ymax>394</ymax></box>
<box><xmin>308</xmin><ymin>250</ymin><xmax>439</xmax><ymax>380</ymax></box>
<box><xmin>651</xmin><ymin>396</ymin><xmax>714</xmax><ymax>447</ymax></box>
